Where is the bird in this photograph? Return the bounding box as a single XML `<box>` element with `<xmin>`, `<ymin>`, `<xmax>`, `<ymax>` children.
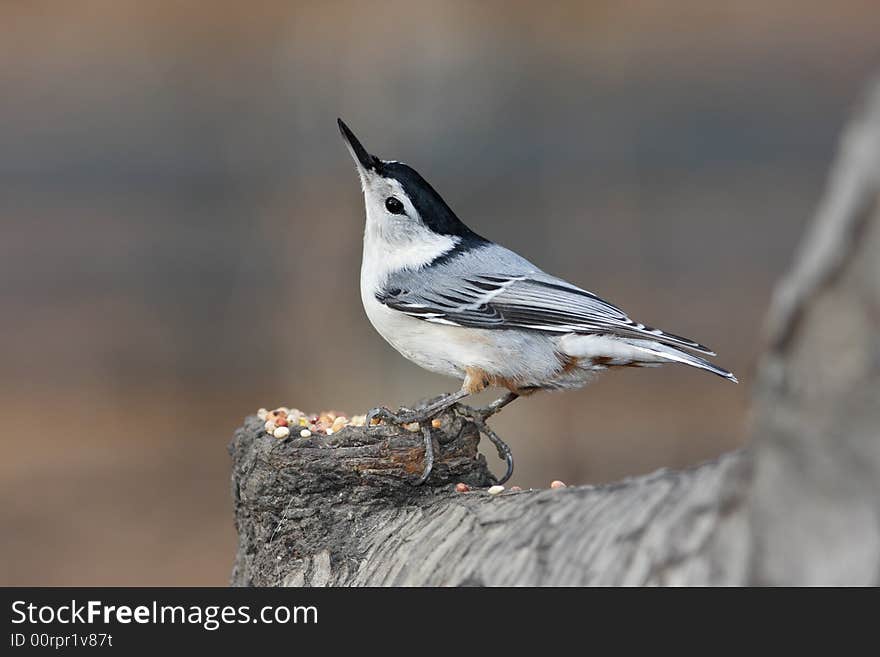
<box><xmin>337</xmin><ymin>118</ymin><xmax>736</xmax><ymax>485</ymax></box>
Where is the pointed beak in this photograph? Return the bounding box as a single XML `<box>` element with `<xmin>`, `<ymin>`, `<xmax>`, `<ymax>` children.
<box><xmin>337</xmin><ymin>118</ymin><xmax>379</xmax><ymax>172</ymax></box>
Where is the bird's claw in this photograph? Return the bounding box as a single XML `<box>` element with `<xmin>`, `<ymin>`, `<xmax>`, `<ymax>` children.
<box><xmin>366</xmin><ymin>396</ymin><xmax>515</xmax><ymax>487</ymax></box>
<box><xmin>366</xmin><ymin>404</ymin><xmax>438</xmax><ymax>428</ymax></box>
<box><xmin>413</xmin><ymin>425</ymin><xmax>435</xmax><ymax>486</ymax></box>
<box><xmin>367</xmin><ymin>406</ymin><xmax>405</xmax><ymax>426</ymax></box>
<box><xmin>366</xmin><ymin>404</ymin><xmax>442</xmax><ymax>486</ymax></box>
<box><xmin>452</xmin><ymin>403</ymin><xmax>515</xmax><ymax>485</ymax></box>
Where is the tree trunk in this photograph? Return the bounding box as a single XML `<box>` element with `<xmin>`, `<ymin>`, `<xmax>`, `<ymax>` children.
<box><xmin>229</xmin><ymin>77</ymin><xmax>880</xmax><ymax>586</ymax></box>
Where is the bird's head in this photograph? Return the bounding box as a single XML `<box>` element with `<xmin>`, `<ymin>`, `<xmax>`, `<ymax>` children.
<box><xmin>337</xmin><ymin>118</ymin><xmax>483</xmax><ymax>256</ymax></box>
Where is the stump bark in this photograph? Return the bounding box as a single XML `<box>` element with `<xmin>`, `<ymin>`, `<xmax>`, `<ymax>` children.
<box><xmin>230</xmin><ymin>77</ymin><xmax>880</xmax><ymax>586</ymax></box>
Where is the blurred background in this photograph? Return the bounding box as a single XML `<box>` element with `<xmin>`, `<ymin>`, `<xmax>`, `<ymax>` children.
<box><xmin>2</xmin><ymin>1</ymin><xmax>878</xmax><ymax>585</ymax></box>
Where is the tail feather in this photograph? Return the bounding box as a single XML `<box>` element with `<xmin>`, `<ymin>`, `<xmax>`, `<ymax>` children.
<box><xmin>615</xmin><ymin>323</ymin><xmax>716</xmax><ymax>356</ymax></box>
<box><xmin>622</xmin><ymin>339</ymin><xmax>738</xmax><ymax>383</ymax></box>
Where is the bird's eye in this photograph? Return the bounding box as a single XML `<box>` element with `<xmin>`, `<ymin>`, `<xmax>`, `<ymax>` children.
<box><xmin>385</xmin><ymin>197</ymin><xmax>405</xmax><ymax>215</ymax></box>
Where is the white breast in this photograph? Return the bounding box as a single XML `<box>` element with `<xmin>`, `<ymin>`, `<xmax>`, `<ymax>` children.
<box><xmin>360</xmin><ymin>291</ymin><xmax>467</xmax><ymax>378</ymax></box>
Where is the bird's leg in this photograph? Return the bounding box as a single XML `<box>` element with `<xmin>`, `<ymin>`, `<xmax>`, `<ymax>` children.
<box><xmin>452</xmin><ymin>408</ymin><xmax>514</xmax><ymax>485</ymax></box>
<box><xmin>452</xmin><ymin>392</ymin><xmax>520</xmax><ymax>485</ymax></box>
<box><xmin>472</xmin><ymin>391</ymin><xmax>520</xmax><ymax>421</ymax></box>
<box><xmin>366</xmin><ymin>388</ymin><xmax>471</xmax><ymax>427</ymax></box>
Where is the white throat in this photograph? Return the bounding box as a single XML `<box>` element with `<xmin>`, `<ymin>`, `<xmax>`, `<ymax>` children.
<box><xmin>360</xmin><ymin>223</ymin><xmax>459</xmax><ymax>291</ymax></box>
<box><xmin>358</xmin><ymin>191</ymin><xmax>460</xmax><ymax>289</ymax></box>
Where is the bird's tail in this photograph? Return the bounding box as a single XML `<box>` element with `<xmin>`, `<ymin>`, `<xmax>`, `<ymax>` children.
<box><xmin>621</xmin><ymin>338</ymin><xmax>738</xmax><ymax>383</ymax></box>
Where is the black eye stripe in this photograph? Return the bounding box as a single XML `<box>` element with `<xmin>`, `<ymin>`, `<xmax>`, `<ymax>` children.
<box><xmin>385</xmin><ymin>197</ymin><xmax>405</xmax><ymax>214</ymax></box>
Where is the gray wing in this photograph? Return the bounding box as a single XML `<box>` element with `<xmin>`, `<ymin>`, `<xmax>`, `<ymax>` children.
<box><xmin>377</xmin><ymin>247</ymin><xmax>715</xmax><ymax>356</ymax></box>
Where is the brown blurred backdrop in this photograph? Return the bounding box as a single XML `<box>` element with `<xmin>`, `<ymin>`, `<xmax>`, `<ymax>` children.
<box><xmin>1</xmin><ymin>1</ymin><xmax>878</xmax><ymax>585</ymax></box>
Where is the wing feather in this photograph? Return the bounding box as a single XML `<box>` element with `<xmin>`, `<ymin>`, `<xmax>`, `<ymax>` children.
<box><xmin>378</xmin><ymin>272</ymin><xmax>715</xmax><ymax>356</ymax></box>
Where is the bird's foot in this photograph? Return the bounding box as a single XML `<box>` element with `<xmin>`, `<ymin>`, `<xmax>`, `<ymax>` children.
<box><xmin>367</xmin><ymin>390</ymin><xmax>468</xmax><ymax>426</ymax></box>
<box><xmin>366</xmin><ymin>389</ymin><xmax>469</xmax><ymax>430</ymax></box>
<box><xmin>366</xmin><ymin>405</ymin><xmax>409</xmax><ymax>427</ymax></box>
<box><xmin>366</xmin><ymin>393</ymin><xmax>467</xmax><ymax>486</ymax></box>
<box><xmin>452</xmin><ymin>403</ymin><xmax>515</xmax><ymax>486</ymax></box>
<box><xmin>365</xmin><ymin>403</ymin><xmax>438</xmax><ymax>429</ymax></box>
<box><xmin>366</xmin><ymin>390</ymin><xmax>515</xmax><ymax>486</ymax></box>
<box><xmin>366</xmin><ymin>405</ymin><xmax>436</xmax><ymax>485</ymax></box>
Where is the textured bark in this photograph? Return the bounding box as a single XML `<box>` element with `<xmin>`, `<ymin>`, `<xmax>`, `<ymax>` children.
<box><xmin>230</xmin><ymin>77</ymin><xmax>880</xmax><ymax>586</ymax></box>
<box><xmin>746</xmin><ymin>78</ymin><xmax>880</xmax><ymax>586</ymax></box>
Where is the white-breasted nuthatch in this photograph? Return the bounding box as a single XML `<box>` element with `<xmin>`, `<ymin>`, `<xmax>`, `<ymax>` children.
<box><xmin>338</xmin><ymin>119</ymin><xmax>736</xmax><ymax>485</ymax></box>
